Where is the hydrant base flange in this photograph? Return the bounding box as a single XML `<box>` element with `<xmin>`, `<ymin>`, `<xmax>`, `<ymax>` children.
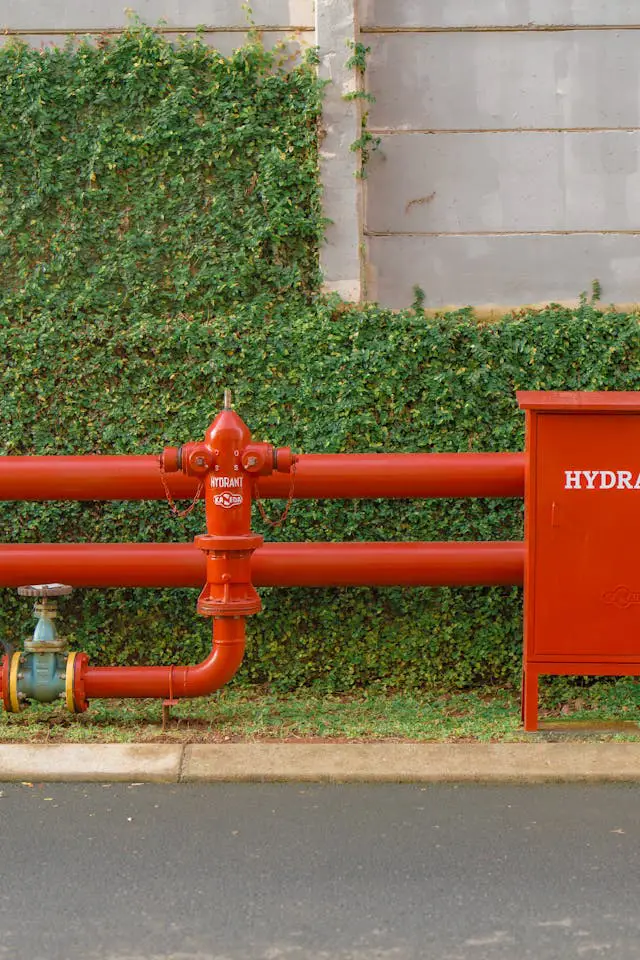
<box><xmin>194</xmin><ymin>533</ymin><xmax>264</xmax><ymax>617</ymax></box>
<box><xmin>196</xmin><ymin>586</ymin><xmax>262</xmax><ymax>618</ymax></box>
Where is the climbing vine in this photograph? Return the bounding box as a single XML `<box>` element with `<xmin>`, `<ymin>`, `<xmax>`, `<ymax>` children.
<box><xmin>0</xmin><ymin>26</ymin><xmax>325</xmax><ymax>318</ymax></box>
<box><xmin>344</xmin><ymin>40</ymin><xmax>380</xmax><ymax>178</ymax></box>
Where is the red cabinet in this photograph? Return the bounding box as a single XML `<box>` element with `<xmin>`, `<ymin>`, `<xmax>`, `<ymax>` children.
<box><xmin>518</xmin><ymin>392</ymin><xmax>640</xmax><ymax>730</ymax></box>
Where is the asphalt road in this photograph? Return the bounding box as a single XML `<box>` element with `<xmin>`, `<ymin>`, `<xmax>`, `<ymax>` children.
<box><xmin>0</xmin><ymin>782</ymin><xmax>639</xmax><ymax>959</ymax></box>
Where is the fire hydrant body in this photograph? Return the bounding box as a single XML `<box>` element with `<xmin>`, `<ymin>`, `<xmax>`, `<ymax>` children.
<box><xmin>162</xmin><ymin>391</ymin><xmax>295</xmax><ymax>619</ymax></box>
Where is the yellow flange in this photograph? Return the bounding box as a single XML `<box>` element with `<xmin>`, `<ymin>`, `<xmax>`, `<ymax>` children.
<box><xmin>65</xmin><ymin>651</ymin><xmax>78</xmax><ymax>713</ymax></box>
<box><xmin>8</xmin><ymin>651</ymin><xmax>23</xmax><ymax>713</ymax></box>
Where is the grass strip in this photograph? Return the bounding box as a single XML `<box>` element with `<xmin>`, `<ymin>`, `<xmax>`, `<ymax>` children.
<box><xmin>1</xmin><ymin>680</ymin><xmax>640</xmax><ymax>743</ymax></box>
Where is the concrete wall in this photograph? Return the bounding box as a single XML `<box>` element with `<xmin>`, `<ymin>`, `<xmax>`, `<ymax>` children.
<box><xmin>0</xmin><ymin>1</ymin><xmax>315</xmax><ymax>54</ymax></box>
<box><xmin>4</xmin><ymin>1</ymin><xmax>640</xmax><ymax>308</ymax></box>
<box><xmin>360</xmin><ymin>0</ymin><xmax>640</xmax><ymax>308</ymax></box>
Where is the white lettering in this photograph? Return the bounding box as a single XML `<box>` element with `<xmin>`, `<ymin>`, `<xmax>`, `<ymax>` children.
<box><xmin>564</xmin><ymin>470</ymin><xmax>582</xmax><ymax>489</ymax></box>
<box><xmin>600</xmin><ymin>470</ymin><xmax>617</xmax><ymax>490</ymax></box>
<box><xmin>210</xmin><ymin>475</ymin><xmax>243</xmax><ymax>489</ymax></box>
<box><xmin>563</xmin><ymin>469</ymin><xmax>640</xmax><ymax>490</ymax></box>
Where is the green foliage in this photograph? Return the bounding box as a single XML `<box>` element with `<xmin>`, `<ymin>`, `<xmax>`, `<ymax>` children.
<box><xmin>0</xmin><ymin>27</ymin><xmax>325</xmax><ymax>318</ymax></box>
<box><xmin>349</xmin><ymin>124</ymin><xmax>380</xmax><ymax>175</ymax></box>
<box><xmin>411</xmin><ymin>285</ymin><xmax>426</xmax><ymax>313</ymax></box>
<box><xmin>1</xmin><ymin>29</ymin><xmax>639</xmax><ymax>694</ymax></box>
<box><xmin>345</xmin><ymin>41</ymin><xmax>371</xmax><ymax>73</ymax></box>
<box><xmin>1</xmin><ymin>293</ymin><xmax>639</xmax><ymax>691</ymax></box>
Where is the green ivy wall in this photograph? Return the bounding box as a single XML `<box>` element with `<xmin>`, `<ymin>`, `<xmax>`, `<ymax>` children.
<box><xmin>1</xmin><ymin>30</ymin><xmax>639</xmax><ymax>689</ymax></box>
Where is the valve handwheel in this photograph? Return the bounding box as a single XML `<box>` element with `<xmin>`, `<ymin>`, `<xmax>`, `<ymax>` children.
<box><xmin>17</xmin><ymin>583</ymin><xmax>73</xmax><ymax>598</ymax></box>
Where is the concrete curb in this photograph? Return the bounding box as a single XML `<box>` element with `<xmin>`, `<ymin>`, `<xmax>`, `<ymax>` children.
<box><xmin>0</xmin><ymin>744</ymin><xmax>183</xmax><ymax>782</ymax></box>
<box><xmin>3</xmin><ymin>742</ymin><xmax>640</xmax><ymax>782</ymax></box>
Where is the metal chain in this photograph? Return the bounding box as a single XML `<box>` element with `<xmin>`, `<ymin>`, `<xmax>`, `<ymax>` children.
<box><xmin>255</xmin><ymin>460</ymin><xmax>297</xmax><ymax>529</ymax></box>
<box><xmin>160</xmin><ymin>460</ymin><xmax>296</xmax><ymax>527</ymax></box>
<box><xmin>160</xmin><ymin>469</ymin><xmax>204</xmax><ymax>519</ymax></box>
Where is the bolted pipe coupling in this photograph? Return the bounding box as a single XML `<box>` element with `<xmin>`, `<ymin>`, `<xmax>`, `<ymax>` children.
<box><xmin>160</xmin><ymin>445</ymin><xmax>182</xmax><ymax>473</ymax></box>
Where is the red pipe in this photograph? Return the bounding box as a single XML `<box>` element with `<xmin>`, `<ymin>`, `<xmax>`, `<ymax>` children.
<box><xmin>82</xmin><ymin>615</ymin><xmax>245</xmax><ymax>700</ymax></box>
<box><xmin>264</xmin><ymin>453</ymin><xmax>525</xmax><ymax>499</ymax></box>
<box><xmin>0</xmin><ymin>541</ymin><xmax>524</xmax><ymax>587</ymax></box>
<box><xmin>0</xmin><ymin>453</ymin><xmax>525</xmax><ymax>500</ymax></box>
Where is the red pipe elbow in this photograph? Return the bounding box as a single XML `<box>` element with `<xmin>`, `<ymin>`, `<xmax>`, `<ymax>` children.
<box><xmin>78</xmin><ymin>617</ymin><xmax>245</xmax><ymax>703</ymax></box>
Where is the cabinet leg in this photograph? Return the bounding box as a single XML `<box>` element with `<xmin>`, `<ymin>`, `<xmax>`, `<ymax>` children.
<box><xmin>523</xmin><ymin>668</ymin><xmax>539</xmax><ymax>731</ymax></box>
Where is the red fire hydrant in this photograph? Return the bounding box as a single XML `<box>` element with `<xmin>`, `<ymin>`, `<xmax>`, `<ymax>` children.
<box><xmin>56</xmin><ymin>390</ymin><xmax>297</xmax><ymax>714</ymax></box>
<box><xmin>161</xmin><ymin>389</ymin><xmax>295</xmax><ymax>620</ymax></box>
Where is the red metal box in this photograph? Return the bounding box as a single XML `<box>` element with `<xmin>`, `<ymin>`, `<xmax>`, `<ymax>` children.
<box><xmin>518</xmin><ymin>391</ymin><xmax>640</xmax><ymax>730</ymax></box>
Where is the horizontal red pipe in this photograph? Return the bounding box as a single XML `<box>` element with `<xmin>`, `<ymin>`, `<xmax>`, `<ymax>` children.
<box><xmin>0</xmin><ymin>541</ymin><xmax>524</xmax><ymax>588</ymax></box>
<box><xmin>82</xmin><ymin>616</ymin><xmax>245</xmax><ymax>700</ymax></box>
<box><xmin>264</xmin><ymin>453</ymin><xmax>524</xmax><ymax>499</ymax></box>
<box><xmin>0</xmin><ymin>453</ymin><xmax>524</xmax><ymax>500</ymax></box>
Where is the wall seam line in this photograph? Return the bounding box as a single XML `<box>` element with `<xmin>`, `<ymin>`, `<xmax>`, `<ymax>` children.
<box><xmin>1</xmin><ymin>25</ymin><xmax>315</xmax><ymax>35</ymax></box>
<box><xmin>360</xmin><ymin>25</ymin><xmax>640</xmax><ymax>34</ymax></box>
<box><xmin>368</xmin><ymin>128</ymin><xmax>640</xmax><ymax>135</ymax></box>
<box><xmin>366</xmin><ymin>230</ymin><xmax>640</xmax><ymax>238</ymax></box>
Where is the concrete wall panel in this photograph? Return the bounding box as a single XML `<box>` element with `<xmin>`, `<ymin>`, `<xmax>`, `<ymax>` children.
<box><xmin>0</xmin><ymin>1</ymin><xmax>314</xmax><ymax>30</ymax></box>
<box><xmin>362</xmin><ymin>2</ymin><xmax>640</xmax><ymax>305</ymax></box>
<box><xmin>359</xmin><ymin>0</ymin><xmax>640</xmax><ymax>29</ymax></box>
<box><xmin>316</xmin><ymin>0</ymin><xmax>363</xmax><ymax>300</ymax></box>
<box><xmin>366</xmin><ymin>132</ymin><xmax>640</xmax><ymax>234</ymax></box>
<box><xmin>365</xmin><ymin>32</ymin><xmax>640</xmax><ymax>131</ymax></box>
<box><xmin>367</xmin><ymin>234</ymin><xmax>640</xmax><ymax>308</ymax></box>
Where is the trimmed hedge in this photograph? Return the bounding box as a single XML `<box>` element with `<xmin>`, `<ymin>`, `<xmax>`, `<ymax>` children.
<box><xmin>2</xmin><ymin>298</ymin><xmax>639</xmax><ymax>690</ymax></box>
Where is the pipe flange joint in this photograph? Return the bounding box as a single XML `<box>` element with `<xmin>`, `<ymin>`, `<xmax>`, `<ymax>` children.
<box><xmin>68</xmin><ymin>651</ymin><xmax>89</xmax><ymax>714</ymax></box>
<box><xmin>7</xmin><ymin>651</ymin><xmax>24</xmax><ymax>713</ymax></box>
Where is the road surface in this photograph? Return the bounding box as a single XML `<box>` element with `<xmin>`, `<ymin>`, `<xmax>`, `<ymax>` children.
<box><xmin>0</xmin><ymin>782</ymin><xmax>638</xmax><ymax>959</ymax></box>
